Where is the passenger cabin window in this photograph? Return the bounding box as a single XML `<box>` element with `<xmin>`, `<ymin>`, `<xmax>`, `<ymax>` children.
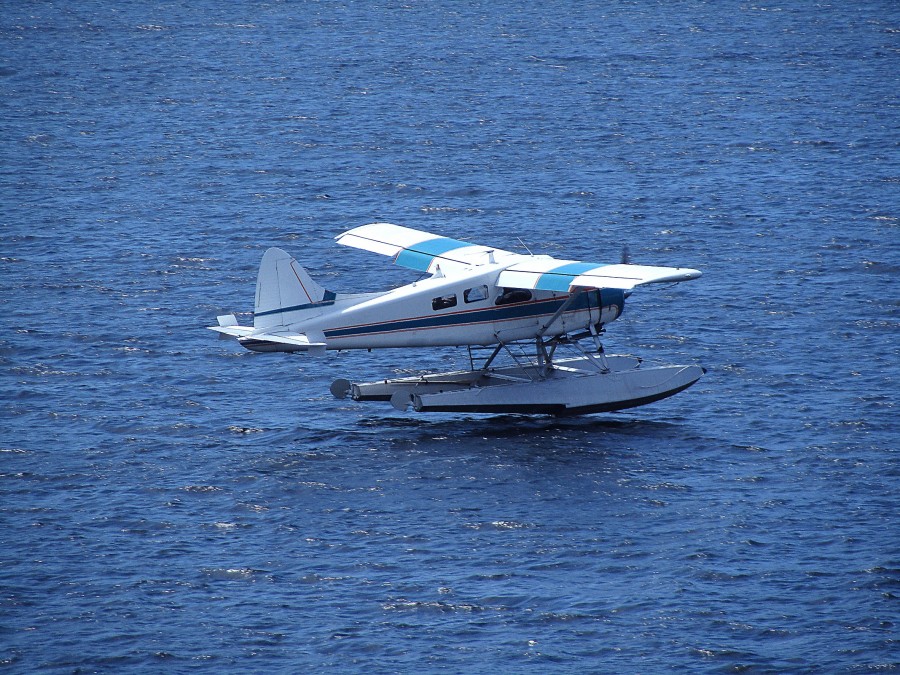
<box><xmin>464</xmin><ymin>285</ymin><xmax>488</xmax><ymax>304</ymax></box>
<box><xmin>495</xmin><ymin>288</ymin><xmax>533</xmax><ymax>305</ymax></box>
<box><xmin>431</xmin><ymin>293</ymin><xmax>457</xmax><ymax>311</ymax></box>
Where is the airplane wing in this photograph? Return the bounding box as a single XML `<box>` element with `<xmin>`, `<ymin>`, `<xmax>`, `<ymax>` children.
<box><xmin>336</xmin><ymin>223</ymin><xmax>519</xmax><ymax>274</ymax></box>
<box><xmin>497</xmin><ymin>259</ymin><xmax>701</xmax><ymax>292</ymax></box>
<box><xmin>336</xmin><ymin>223</ymin><xmax>701</xmax><ymax>290</ymax></box>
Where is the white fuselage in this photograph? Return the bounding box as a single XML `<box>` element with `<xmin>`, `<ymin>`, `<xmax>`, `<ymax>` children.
<box><xmin>242</xmin><ymin>265</ymin><xmax>624</xmax><ymax>352</ymax></box>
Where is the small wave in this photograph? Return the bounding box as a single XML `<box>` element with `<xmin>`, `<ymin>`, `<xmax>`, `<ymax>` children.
<box><xmin>382</xmin><ymin>599</ymin><xmax>491</xmax><ymax>613</ymax></box>
<box><xmin>25</xmin><ymin>134</ymin><xmax>54</xmax><ymax>145</ymax></box>
<box><xmin>201</xmin><ymin>567</ymin><xmax>269</xmax><ymax>580</ymax></box>
<box><xmin>237</xmin><ymin>502</ymin><xmax>268</xmax><ymax>513</ymax></box>
<box><xmin>227</xmin><ymin>425</ymin><xmax>264</xmax><ymax>434</ymax></box>
<box><xmin>419</xmin><ymin>206</ymin><xmax>461</xmax><ymax>214</ymax></box>
<box><xmin>466</xmin><ymin>520</ymin><xmax>533</xmax><ymax>530</ymax></box>
<box><xmin>640</xmin><ymin>481</ymin><xmax>691</xmax><ymax>491</ymax></box>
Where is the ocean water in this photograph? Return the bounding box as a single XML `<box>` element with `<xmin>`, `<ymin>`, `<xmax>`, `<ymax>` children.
<box><xmin>1</xmin><ymin>1</ymin><xmax>898</xmax><ymax>672</ymax></box>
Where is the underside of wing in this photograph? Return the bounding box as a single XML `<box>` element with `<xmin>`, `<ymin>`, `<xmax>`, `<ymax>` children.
<box><xmin>336</xmin><ymin>223</ymin><xmax>519</xmax><ymax>275</ymax></box>
<box><xmin>497</xmin><ymin>259</ymin><xmax>702</xmax><ymax>292</ymax></box>
<box><xmin>237</xmin><ymin>330</ymin><xmax>327</xmax><ymax>355</ymax></box>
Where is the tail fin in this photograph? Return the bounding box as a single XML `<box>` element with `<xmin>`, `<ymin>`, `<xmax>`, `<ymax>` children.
<box><xmin>253</xmin><ymin>248</ymin><xmax>335</xmax><ymax>329</ymax></box>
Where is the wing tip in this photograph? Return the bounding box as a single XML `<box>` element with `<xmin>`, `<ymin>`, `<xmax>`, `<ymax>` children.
<box><xmin>675</xmin><ymin>268</ymin><xmax>702</xmax><ymax>282</ymax></box>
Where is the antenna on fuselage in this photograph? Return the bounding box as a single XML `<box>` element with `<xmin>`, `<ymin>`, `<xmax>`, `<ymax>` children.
<box><xmin>517</xmin><ymin>237</ymin><xmax>534</xmax><ymax>256</ymax></box>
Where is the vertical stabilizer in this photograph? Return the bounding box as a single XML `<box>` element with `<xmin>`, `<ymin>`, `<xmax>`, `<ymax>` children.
<box><xmin>254</xmin><ymin>248</ymin><xmax>335</xmax><ymax>329</ymax></box>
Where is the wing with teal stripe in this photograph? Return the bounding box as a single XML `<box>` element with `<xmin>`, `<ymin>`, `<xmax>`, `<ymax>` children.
<box><xmin>498</xmin><ymin>260</ymin><xmax>702</xmax><ymax>292</ymax></box>
<box><xmin>336</xmin><ymin>223</ymin><xmax>701</xmax><ymax>289</ymax></box>
<box><xmin>336</xmin><ymin>223</ymin><xmax>518</xmax><ymax>274</ymax></box>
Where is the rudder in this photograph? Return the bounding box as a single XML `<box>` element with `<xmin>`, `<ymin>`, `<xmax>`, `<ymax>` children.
<box><xmin>253</xmin><ymin>248</ymin><xmax>335</xmax><ymax>328</ymax></box>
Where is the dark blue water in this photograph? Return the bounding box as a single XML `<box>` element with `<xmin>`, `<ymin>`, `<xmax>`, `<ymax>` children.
<box><xmin>2</xmin><ymin>2</ymin><xmax>898</xmax><ymax>672</ymax></box>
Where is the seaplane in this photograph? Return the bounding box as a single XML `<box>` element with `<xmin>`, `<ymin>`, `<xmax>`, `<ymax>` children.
<box><xmin>210</xmin><ymin>222</ymin><xmax>704</xmax><ymax>415</ymax></box>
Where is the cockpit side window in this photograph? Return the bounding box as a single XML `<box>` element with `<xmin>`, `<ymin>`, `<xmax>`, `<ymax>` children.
<box><xmin>463</xmin><ymin>285</ymin><xmax>488</xmax><ymax>303</ymax></box>
<box><xmin>431</xmin><ymin>293</ymin><xmax>458</xmax><ymax>311</ymax></box>
<box><xmin>495</xmin><ymin>287</ymin><xmax>533</xmax><ymax>305</ymax></box>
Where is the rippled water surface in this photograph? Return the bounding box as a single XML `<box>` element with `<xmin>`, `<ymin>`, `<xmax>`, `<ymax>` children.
<box><xmin>2</xmin><ymin>1</ymin><xmax>898</xmax><ymax>672</ymax></box>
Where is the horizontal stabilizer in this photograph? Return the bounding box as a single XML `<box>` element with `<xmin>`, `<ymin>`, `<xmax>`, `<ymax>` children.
<box><xmin>208</xmin><ymin>323</ymin><xmax>254</xmax><ymax>338</ymax></box>
<box><xmin>236</xmin><ymin>331</ymin><xmax>327</xmax><ymax>355</ymax></box>
<box><xmin>248</xmin><ymin>333</ymin><xmax>324</xmax><ymax>348</ymax></box>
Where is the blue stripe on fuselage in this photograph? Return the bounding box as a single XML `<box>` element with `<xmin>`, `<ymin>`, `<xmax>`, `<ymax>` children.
<box><xmin>254</xmin><ymin>299</ymin><xmax>335</xmax><ymax>318</ymax></box>
<box><xmin>394</xmin><ymin>237</ymin><xmax>470</xmax><ymax>271</ymax></box>
<box><xmin>599</xmin><ymin>288</ymin><xmax>626</xmax><ymax>310</ymax></box>
<box><xmin>323</xmin><ymin>292</ymin><xmax>599</xmax><ymax>340</ymax></box>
